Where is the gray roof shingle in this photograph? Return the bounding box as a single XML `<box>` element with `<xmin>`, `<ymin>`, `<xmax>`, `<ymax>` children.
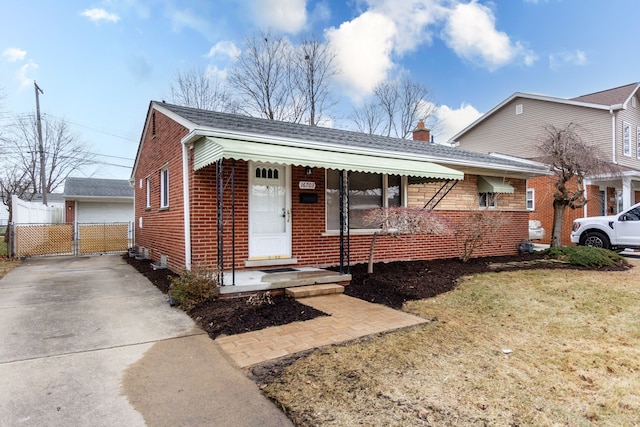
<box><xmin>64</xmin><ymin>177</ymin><xmax>133</xmax><ymax>198</ymax></box>
<box><xmin>570</xmin><ymin>82</ymin><xmax>639</xmax><ymax>105</ymax></box>
<box><xmin>157</xmin><ymin>102</ymin><xmax>548</xmax><ymax>173</ymax></box>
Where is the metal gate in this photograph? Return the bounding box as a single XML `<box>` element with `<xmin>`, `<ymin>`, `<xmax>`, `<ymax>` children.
<box><xmin>11</xmin><ymin>222</ymin><xmax>133</xmax><ymax>257</ymax></box>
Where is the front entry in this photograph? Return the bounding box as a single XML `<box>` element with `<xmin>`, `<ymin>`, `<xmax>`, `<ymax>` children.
<box><xmin>249</xmin><ymin>162</ymin><xmax>292</xmax><ymax>259</ymax></box>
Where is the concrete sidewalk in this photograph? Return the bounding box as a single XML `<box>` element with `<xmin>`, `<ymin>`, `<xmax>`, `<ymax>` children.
<box><xmin>0</xmin><ymin>255</ymin><xmax>291</xmax><ymax>427</ymax></box>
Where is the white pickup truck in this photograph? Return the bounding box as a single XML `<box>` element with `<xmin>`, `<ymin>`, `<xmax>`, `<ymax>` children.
<box><xmin>570</xmin><ymin>202</ymin><xmax>640</xmax><ymax>250</ymax></box>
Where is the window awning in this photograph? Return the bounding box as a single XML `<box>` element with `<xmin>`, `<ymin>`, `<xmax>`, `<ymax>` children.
<box><xmin>192</xmin><ymin>136</ymin><xmax>464</xmax><ymax>180</ymax></box>
<box><xmin>477</xmin><ymin>176</ymin><xmax>514</xmax><ymax>194</ymax></box>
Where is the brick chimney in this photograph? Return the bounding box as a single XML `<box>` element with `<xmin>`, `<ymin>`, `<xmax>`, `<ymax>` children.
<box><xmin>412</xmin><ymin>120</ymin><xmax>431</xmax><ymax>142</ymax></box>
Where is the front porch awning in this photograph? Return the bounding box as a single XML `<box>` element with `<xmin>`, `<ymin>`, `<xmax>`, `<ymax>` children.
<box><xmin>193</xmin><ymin>136</ymin><xmax>464</xmax><ymax>180</ymax></box>
<box><xmin>477</xmin><ymin>176</ymin><xmax>514</xmax><ymax>194</ymax></box>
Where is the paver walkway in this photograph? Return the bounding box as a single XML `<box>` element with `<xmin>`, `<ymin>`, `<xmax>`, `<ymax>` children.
<box><xmin>216</xmin><ymin>294</ymin><xmax>428</xmax><ymax>368</ymax></box>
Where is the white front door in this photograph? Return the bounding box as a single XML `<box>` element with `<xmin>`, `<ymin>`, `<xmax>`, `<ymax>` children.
<box><xmin>249</xmin><ymin>162</ymin><xmax>292</xmax><ymax>259</ymax></box>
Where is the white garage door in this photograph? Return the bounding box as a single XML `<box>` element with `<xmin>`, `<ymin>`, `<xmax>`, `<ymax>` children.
<box><xmin>77</xmin><ymin>202</ymin><xmax>133</xmax><ymax>223</ymax></box>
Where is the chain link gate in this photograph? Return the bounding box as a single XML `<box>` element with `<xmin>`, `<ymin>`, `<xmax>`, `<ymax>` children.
<box><xmin>11</xmin><ymin>222</ymin><xmax>133</xmax><ymax>257</ymax></box>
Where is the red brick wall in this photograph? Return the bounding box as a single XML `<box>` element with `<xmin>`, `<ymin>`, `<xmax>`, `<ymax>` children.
<box><xmin>527</xmin><ymin>175</ymin><xmax>603</xmax><ymax>245</ymax></box>
<box><xmin>133</xmin><ymin>110</ymin><xmax>187</xmax><ymax>272</ymax></box>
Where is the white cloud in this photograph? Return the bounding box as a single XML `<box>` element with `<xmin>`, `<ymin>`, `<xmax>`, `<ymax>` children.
<box><xmin>248</xmin><ymin>0</ymin><xmax>307</xmax><ymax>34</ymax></box>
<box><xmin>326</xmin><ymin>11</ymin><xmax>397</xmax><ymax>100</ymax></box>
<box><xmin>205</xmin><ymin>65</ymin><xmax>228</xmax><ymax>80</ymax></box>
<box><xmin>325</xmin><ymin>1</ymin><xmax>534</xmax><ymax>100</ymax></box>
<box><xmin>432</xmin><ymin>103</ymin><xmax>482</xmax><ymax>143</ymax></box>
<box><xmin>549</xmin><ymin>49</ymin><xmax>587</xmax><ymax>70</ymax></box>
<box><xmin>16</xmin><ymin>60</ymin><xmax>39</xmax><ymax>89</ymax></box>
<box><xmin>2</xmin><ymin>47</ymin><xmax>27</xmax><ymax>62</ymax></box>
<box><xmin>441</xmin><ymin>1</ymin><xmax>533</xmax><ymax>71</ymax></box>
<box><xmin>205</xmin><ymin>41</ymin><xmax>240</xmax><ymax>60</ymax></box>
<box><xmin>81</xmin><ymin>8</ymin><xmax>121</xmax><ymax>23</ymax></box>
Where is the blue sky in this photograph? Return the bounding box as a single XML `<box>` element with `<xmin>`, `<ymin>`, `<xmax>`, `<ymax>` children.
<box><xmin>2</xmin><ymin>0</ymin><xmax>639</xmax><ymax>181</ymax></box>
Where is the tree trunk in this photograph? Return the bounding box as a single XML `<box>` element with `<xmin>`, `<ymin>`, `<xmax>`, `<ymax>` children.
<box><xmin>550</xmin><ymin>201</ymin><xmax>566</xmax><ymax>247</ymax></box>
<box><xmin>368</xmin><ymin>233</ymin><xmax>378</xmax><ymax>274</ymax></box>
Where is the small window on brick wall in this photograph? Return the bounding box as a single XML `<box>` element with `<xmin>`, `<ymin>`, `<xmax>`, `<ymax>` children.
<box><xmin>526</xmin><ymin>188</ymin><xmax>534</xmax><ymax>210</ymax></box>
<box><xmin>479</xmin><ymin>192</ymin><xmax>496</xmax><ymax>208</ymax></box>
<box><xmin>145</xmin><ymin>177</ymin><xmax>151</xmax><ymax>208</ymax></box>
<box><xmin>160</xmin><ymin>167</ymin><xmax>169</xmax><ymax>208</ymax></box>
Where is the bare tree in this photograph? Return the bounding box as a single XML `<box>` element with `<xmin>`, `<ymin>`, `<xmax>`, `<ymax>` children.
<box><xmin>351</xmin><ymin>75</ymin><xmax>434</xmax><ymax>139</ymax></box>
<box><xmin>537</xmin><ymin>122</ymin><xmax>618</xmax><ymax>247</ymax></box>
<box><xmin>293</xmin><ymin>35</ymin><xmax>338</xmax><ymax>125</ymax></box>
<box><xmin>0</xmin><ymin>114</ymin><xmax>94</xmax><ymax>235</ymax></box>
<box><xmin>228</xmin><ymin>30</ymin><xmax>305</xmax><ymax>123</ymax></box>
<box><xmin>454</xmin><ymin>209</ymin><xmax>510</xmax><ymax>262</ymax></box>
<box><xmin>170</xmin><ymin>66</ymin><xmax>239</xmax><ymax>112</ymax></box>
<box><xmin>362</xmin><ymin>207</ymin><xmax>450</xmax><ymax>273</ymax></box>
<box><xmin>350</xmin><ymin>100</ymin><xmax>384</xmax><ymax>135</ymax></box>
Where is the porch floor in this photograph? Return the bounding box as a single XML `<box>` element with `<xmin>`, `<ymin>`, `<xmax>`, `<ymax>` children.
<box><xmin>219</xmin><ymin>267</ymin><xmax>351</xmax><ymax>295</ymax></box>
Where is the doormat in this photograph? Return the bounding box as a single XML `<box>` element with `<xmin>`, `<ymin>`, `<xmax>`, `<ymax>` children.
<box><xmin>260</xmin><ymin>267</ymin><xmax>298</xmax><ymax>273</ymax></box>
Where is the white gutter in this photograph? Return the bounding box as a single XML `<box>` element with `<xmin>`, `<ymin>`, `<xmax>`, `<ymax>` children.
<box><xmin>611</xmin><ymin>107</ymin><xmax>617</xmax><ymax>164</ymax></box>
<box><xmin>182</xmin><ymin>142</ymin><xmax>192</xmax><ymax>270</ymax></box>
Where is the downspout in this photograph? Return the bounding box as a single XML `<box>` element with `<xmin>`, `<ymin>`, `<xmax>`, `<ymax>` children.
<box><xmin>182</xmin><ymin>142</ymin><xmax>192</xmax><ymax>270</ymax></box>
<box><xmin>610</xmin><ymin>107</ymin><xmax>617</xmax><ymax>164</ymax></box>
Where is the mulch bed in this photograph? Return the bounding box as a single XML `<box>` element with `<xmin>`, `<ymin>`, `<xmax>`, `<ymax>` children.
<box><xmin>123</xmin><ymin>251</ymin><xmax>627</xmax><ymax>338</ymax></box>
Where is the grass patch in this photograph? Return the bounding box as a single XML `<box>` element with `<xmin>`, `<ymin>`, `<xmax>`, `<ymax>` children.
<box><xmin>0</xmin><ymin>259</ymin><xmax>20</xmax><ymax>279</ymax></box>
<box><xmin>263</xmin><ymin>265</ymin><xmax>640</xmax><ymax>426</ymax></box>
<box><xmin>544</xmin><ymin>245</ymin><xmax>628</xmax><ymax>268</ymax></box>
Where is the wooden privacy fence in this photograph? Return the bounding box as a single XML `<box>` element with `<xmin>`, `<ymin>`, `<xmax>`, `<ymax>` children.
<box><xmin>12</xmin><ymin>222</ymin><xmax>133</xmax><ymax>257</ymax></box>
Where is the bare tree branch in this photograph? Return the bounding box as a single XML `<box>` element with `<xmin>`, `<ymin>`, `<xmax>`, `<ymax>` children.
<box><xmin>537</xmin><ymin>122</ymin><xmax>619</xmax><ymax>246</ymax></box>
<box><xmin>228</xmin><ymin>30</ymin><xmax>305</xmax><ymax>123</ymax></box>
<box><xmin>170</xmin><ymin>66</ymin><xmax>239</xmax><ymax>112</ymax></box>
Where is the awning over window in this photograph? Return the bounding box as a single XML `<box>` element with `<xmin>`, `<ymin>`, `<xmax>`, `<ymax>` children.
<box><xmin>193</xmin><ymin>136</ymin><xmax>464</xmax><ymax>180</ymax></box>
<box><xmin>477</xmin><ymin>176</ymin><xmax>514</xmax><ymax>194</ymax></box>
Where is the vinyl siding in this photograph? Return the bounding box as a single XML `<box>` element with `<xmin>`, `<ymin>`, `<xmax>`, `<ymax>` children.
<box><xmin>456</xmin><ymin>98</ymin><xmax>612</xmax><ymax>162</ymax></box>
<box><xmin>615</xmin><ymin>95</ymin><xmax>640</xmax><ymax>168</ymax></box>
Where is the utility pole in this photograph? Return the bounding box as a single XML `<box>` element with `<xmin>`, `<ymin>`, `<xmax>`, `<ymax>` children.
<box><xmin>34</xmin><ymin>81</ymin><xmax>46</xmax><ymax>206</ymax></box>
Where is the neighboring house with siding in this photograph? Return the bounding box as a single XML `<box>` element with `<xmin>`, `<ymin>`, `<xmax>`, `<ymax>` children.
<box><xmin>63</xmin><ymin>177</ymin><xmax>134</xmax><ymax>224</ymax></box>
<box><xmin>130</xmin><ymin>101</ymin><xmax>548</xmax><ymax>294</ymax></box>
<box><xmin>451</xmin><ymin>82</ymin><xmax>640</xmax><ymax>245</ymax></box>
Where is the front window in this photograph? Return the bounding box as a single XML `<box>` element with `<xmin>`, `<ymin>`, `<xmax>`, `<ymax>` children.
<box><xmin>326</xmin><ymin>171</ymin><xmax>403</xmax><ymax>231</ymax></box>
<box><xmin>479</xmin><ymin>192</ymin><xmax>496</xmax><ymax>208</ymax></box>
<box><xmin>623</xmin><ymin>122</ymin><xmax>631</xmax><ymax>157</ymax></box>
<box><xmin>160</xmin><ymin>167</ymin><xmax>169</xmax><ymax>208</ymax></box>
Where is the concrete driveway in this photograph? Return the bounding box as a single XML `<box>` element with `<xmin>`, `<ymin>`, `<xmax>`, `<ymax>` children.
<box><xmin>0</xmin><ymin>255</ymin><xmax>292</xmax><ymax>427</ymax></box>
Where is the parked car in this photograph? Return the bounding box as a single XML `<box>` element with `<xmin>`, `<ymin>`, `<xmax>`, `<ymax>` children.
<box><xmin>570</xmin><ymin>202</ymin><xmax>640</xmax><ymax>250</ymax></box>
<box><xmin>528</xmin><ymin>220</ymin><xmax>545</xmax><ymax>240</ymax></box>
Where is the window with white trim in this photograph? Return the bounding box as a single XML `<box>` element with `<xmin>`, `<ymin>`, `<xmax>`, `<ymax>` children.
<box><xmin>160</xmin><ymin>167</ymin><xmax>169</xmax><ymax>208</ymax></box>
<box><xmin>145</xmin><ymin>177</ymin><xmax>151</xmax><ymax>208</ymax></box>
<box><xmin>515</xmin><ymin>104</ymin><xmax>523</xmax><ymax>115</ymax></box>
<box><xmin>326</xmin><ymin>171</ymin><xmax>404</xmax><ymax>231</ymax></box>
<box><xmin>636</xmin><ymin>127</ymin><xmax>640</xmax><ymax>159</ymax></box>
<box><xmin>478</xmin><ymin>192</ymin><xmax>496</xmax><ymax>208</ymax></box>
<box><xmin>623</xmin><ymin>122</ymin><xmax>631</xmax><ymax>157</ymax></box>
<box><xmin>526</xmin><ymin>188</ymin><xmax>535</xmax><ymax>210</ymax></box>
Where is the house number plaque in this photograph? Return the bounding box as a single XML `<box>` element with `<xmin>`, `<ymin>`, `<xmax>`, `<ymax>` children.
<box><xmin>299</xmin><ymin>181</ymin><xmax>316</xmax><ymax>190</ymax></box>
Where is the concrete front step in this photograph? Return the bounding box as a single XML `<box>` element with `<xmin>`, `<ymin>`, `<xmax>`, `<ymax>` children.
<box><xmin>286</xmin><ymin>283</ymin><xmax>344</xmax><ymax>298</ymax></box>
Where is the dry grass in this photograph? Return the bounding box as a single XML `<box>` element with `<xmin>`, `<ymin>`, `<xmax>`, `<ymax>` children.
<box><xmin>0</xmin><ymin>259</ymin><xmax>20</xmax><ymax>279</ymax></box>
<box><xmin>263</xmin><ymin>264</ymin><xmax>640</xmax><ymax>426</ymax></box>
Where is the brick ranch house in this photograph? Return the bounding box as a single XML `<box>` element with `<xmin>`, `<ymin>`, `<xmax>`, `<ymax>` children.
<box><xmin>451</xmin><ymin>82</ymin><xmax>640</xmax><ymax>245</ymax></box>
<box><xmin>130</xmin><ymin>101</ymin><xmax>548</xmax><ymax>295</ymax></box>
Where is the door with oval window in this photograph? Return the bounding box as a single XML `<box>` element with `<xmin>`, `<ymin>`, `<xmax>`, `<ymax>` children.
<box><xmin>248</xmin><ymin>162</ymin><xmax>292</xmax><ymax>259</ymax></box>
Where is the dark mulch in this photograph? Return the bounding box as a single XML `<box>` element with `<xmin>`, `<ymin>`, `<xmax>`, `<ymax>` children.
<box><xmin>124</xmin><ymin>251</ymin><xmax>628</xmax><ymax>338</ymax></box>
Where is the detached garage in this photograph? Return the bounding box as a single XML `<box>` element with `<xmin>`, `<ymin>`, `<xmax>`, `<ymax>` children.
<box><xmin>64</xmin><ymin>177</ymin><xmax>134</xmax><ymax>224</ymax></box>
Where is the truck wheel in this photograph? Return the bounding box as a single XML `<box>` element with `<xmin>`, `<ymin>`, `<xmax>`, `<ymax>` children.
<box><xmin>581</xmin><ymin>231</ymin><xmax>610</xmax><ymax>249</ymax></box>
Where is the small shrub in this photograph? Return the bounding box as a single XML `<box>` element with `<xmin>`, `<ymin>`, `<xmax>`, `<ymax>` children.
<box><xmin>544</xmin><ymin>246</ymin><xmax>628</xmax><ymax>268</ymax></box>
<box><xmin>170</xmin><ymin>265</ymin><xmax>220</xmax><ymax>309</ymax></box>
<box><xmin>247</xmin><ymin>291</ymin><xmax>274</xmax><ymax>306</ymax></box>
